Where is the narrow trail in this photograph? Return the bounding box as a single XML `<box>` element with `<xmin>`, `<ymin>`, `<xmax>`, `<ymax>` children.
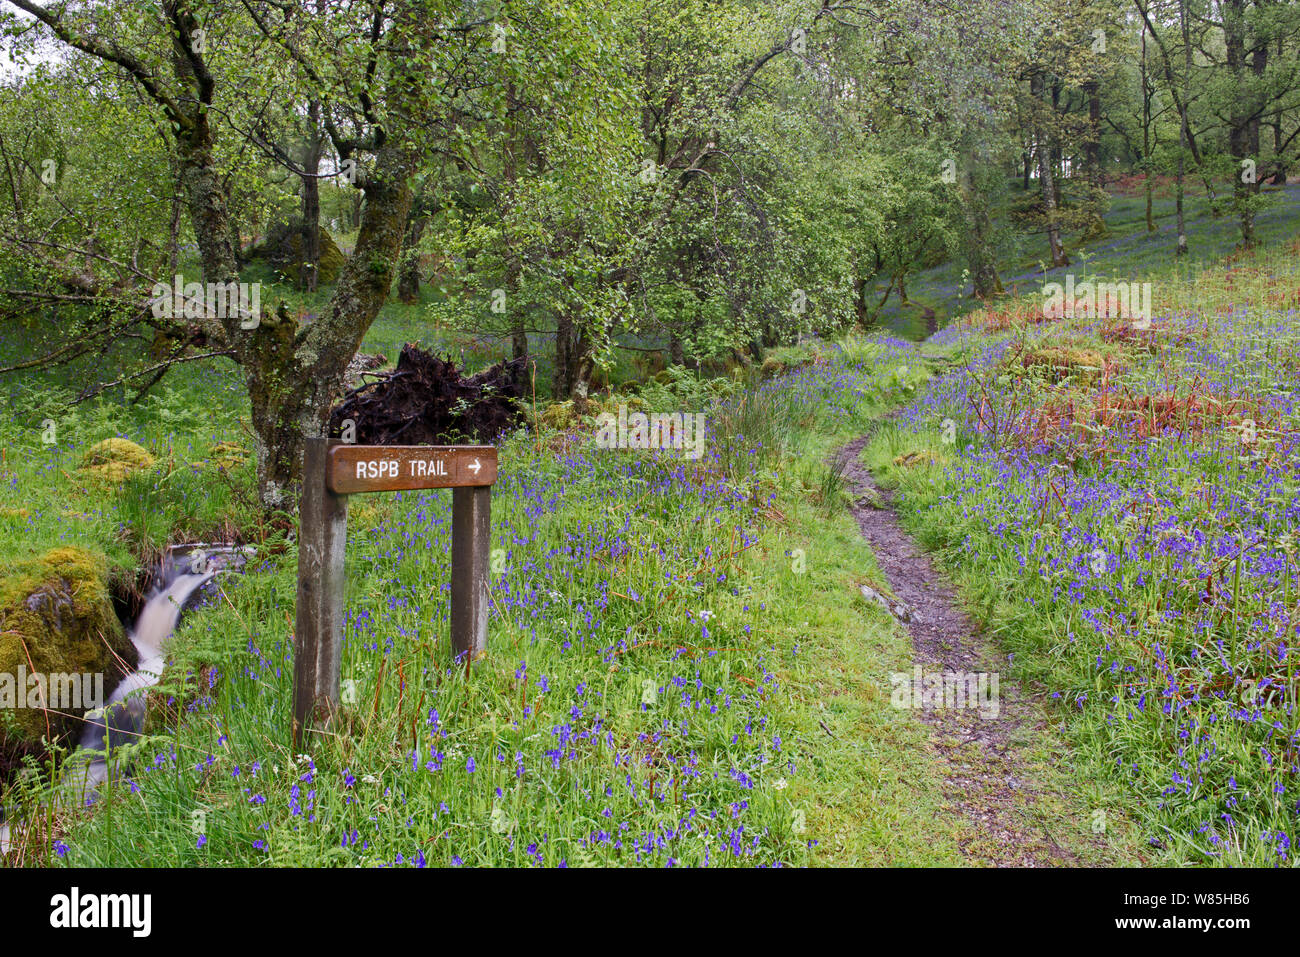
<box><xmin>837</xmin><ymin>434</ymin><xmax>1080</xmax><ymax>867</ymax></box>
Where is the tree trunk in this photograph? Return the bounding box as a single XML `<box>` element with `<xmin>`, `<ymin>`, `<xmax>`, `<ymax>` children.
<box><xmin>300</xmin><ymin>100</ymin><xmax>324</xmax><ymax>292</ymax></box>
<box><xmin>1141</xmin><ymin>27</ymin><xmax>1156</xmax><ymax>233</ymax></box>
<box><xmin>569</xmin><ymin>324</ymin><xmax>593</xmax><ymax>401</ymax></box>
<box><xmin>1084</xmin><ymin>80</ymin><xmax>1102</xmax><ymax>189</ymax></box>
<box><xmin>553</xmin><ymin>309</ymin><xmax>572</xmax><ymax>398</ymax></box>
<box><xmin>1029</xmin><ymin>73</ymin><xmax>1069</xmax><ymax>268</ymax></box>
<box><xmin>1038</xmin><ymin>153</ymin><xmax>1068</xmax><ymax>268</ymax></box>
<box><xmin>1270</xmin><ymin>39</ymin><xmax>1288</xmax><ymax>184</ymax></box>
<box><xmin>1050</xmin><ymin>80</ymin><xmax>1064</xmax><ymax>206</ymax></box>
<box><xmin>1224</xmin><ymin>0</ymin><xmax>1257</xmax><ymax>248</ymax></box>
<box><xmin>1175</xmin><ymin>0</ymin><xmax>1190</xmax><ymax>255</ymax></box>
<box><xmin>397</xmin><ymin>214</ymin><xmax>425</xmax><ymax>303</ymax></box>
<box><xmin>250</xmin><ymin>142</ymin><xmax>416</xmax><ymax>507</ymax></box>
<box><xmin>960</xmin><ymin>152</ymin><xmax>1003</xmax><ymax>297</ymax></box>
<box><xmin>1175</xmin><ymin>131</ymin><xmax>1187</xmax><ymax>256</ymax></box>
<box><xmin>506</xmin><ymin>257</ymin><xmax>527</xmax><ymax>360</ymax></box>
<box><xmin>1270</xmin><ymin>125</ymin><xmax>1288</xmax><ymax>184</ymax></box>
<box><xmin>168</xmin><ymin>164</ymin><xmax>183</xmax><ymax>275</ymax></box>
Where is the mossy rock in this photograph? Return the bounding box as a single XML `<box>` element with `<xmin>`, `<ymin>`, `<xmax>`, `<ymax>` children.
<box><xmin>699</xmin><ymin>350</ymin><xmax>751</xmax><ymax>379</ymax></box>
<box><xmin>0</xmin><ymin>547</ymin><xmax>136</xmax><ymax>757</ymax></box>
<box><xmin>78</xmin><ymin>438</ymin><xmax>156</xmax><ymax>483</ymax></box>
<box><xmin>759</xmin><ymin>350</ymin><xmax>816</xmax><ymax>380</ymax></box>
<box><xmin>632</xmin><ymin>351</ymin><xmax>668</xmax><ymax>380</ymax></box>
<box><xmin>247</xmin><ymin>220</ymin><xmax>346</xmax><ymax>287</ymax></box>
<box><xmin>1079</xmin><ymin>216</ymin><xmax>1109</xmax><ymax>242</ymax></box>
<box><xmin>208</xmin><ymin>442</ymin><xmax>250</xmax><ymax>471</ymax></box>
<box><xmin>317</xmin><ymin>230</ymin><xmax>346</xmax><ymax>284</ymax></box>
<box><xmin>601</xmin><ymin>394</ymin><xmax>648</xmax><ymax>415</ymax></box>
<box><xmin>892</xmin><ymin>450</ymin><xmax>948</xmax><ymax>468</ymax></box>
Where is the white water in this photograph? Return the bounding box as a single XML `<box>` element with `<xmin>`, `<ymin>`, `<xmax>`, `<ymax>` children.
<box><xmin>62</xmin><ymin>563</ymin><xmax>219</xmax><ymax>797</ymax></box>
<box><xmin>1</xmin><ymin>544</ymin><xmax>249</xmax><ymax>855</ymax></box>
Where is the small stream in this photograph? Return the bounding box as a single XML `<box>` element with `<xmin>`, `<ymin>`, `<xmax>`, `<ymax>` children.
<box><xmin>1</xmin><ymin>544</ymin><xmax>249</xmax><ymax>855</ymax></box>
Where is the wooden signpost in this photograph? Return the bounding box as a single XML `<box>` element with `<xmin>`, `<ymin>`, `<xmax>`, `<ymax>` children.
<box><xmin>292</xmin><ymin>438</ymin><xmax>497</xmax><ymax>747</ymax></box>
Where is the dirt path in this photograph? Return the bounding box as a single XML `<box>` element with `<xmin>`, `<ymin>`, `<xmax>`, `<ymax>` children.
<box><xmin>838</xmin><ymin>434</ymin><xmax>1080</xmax><ymax>867</ymax></box>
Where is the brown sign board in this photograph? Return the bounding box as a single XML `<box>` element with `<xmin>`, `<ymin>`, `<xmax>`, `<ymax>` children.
<box><xmin>326</xmin><ymin>444</ymin><xmax>497</xmax><ymax>493</ymax></box>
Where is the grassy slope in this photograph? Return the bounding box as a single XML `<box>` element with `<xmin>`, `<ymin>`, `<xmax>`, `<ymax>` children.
<box><xmin>872</xmin><ymin>179</ymin><xmax>1300</xmax><ymax>340</ymax></box>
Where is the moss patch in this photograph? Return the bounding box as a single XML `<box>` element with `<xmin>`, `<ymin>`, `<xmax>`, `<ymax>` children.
<box><xmin>892</xmin><ymin>449</ymin><xmax>948</xmax><ymax>468</ymax></box>
<box><xmin>207</xmin><ymin>442</ymin><xmax>251</xmax><ymax>471</ymax></box>
<box><xmin>0</xmin><ymin>547</ymin><xmax>136</xmax><ymax>762</ymax></box>
<box><xmin>78</xmin><ymin>438</ymin><xmax>156</xmax><ymax>484</ymax></box>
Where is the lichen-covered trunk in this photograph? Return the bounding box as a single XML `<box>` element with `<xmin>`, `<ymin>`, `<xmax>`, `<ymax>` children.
<box><xmin>553</xmin><ymin>310</ymin><xmax>572</xmax><ymax>397</ymax></box>
<box><xmin>569</xmin><ymin>324</ymin><xmax>594</xmax><ymax>401</ymax></box>
<box><xmin>1084</xmin><ymin>82</ymin><xmax>1102</xmax><ymax>189</ymax></box>
<box><xmin>177</xmin><ymin>148</ymin><xmax>240</xmax><ymax>294</ymax></box>
<box><xmin>250</xmin><ymin>143</ymin><xmax>417</xmax><ymax>509</ymax></box>
<box><xmin>245</xmin><ymin>309</ymin><xmax>310</xmax><ymax>509</ymax></box>
<box><xmin>301</xmin><ymin>112</ymin><xmax>324</xmax><ymax>292</ymax></box>
<box><xmin>1037</xmin><ymin>146</ymin><xmax>1069</xmax><ymax>268</ymax></box>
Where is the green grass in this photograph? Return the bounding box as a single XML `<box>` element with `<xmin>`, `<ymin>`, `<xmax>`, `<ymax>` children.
<box><xmin>3</xmin><ymin>329</ymin><xmax>1057</xmax><ymax>867</ymax></box>
<box><xmin>10</xmin><ymin>190</ymin><xmax>1276</xmax><ymax>866</ymax></box>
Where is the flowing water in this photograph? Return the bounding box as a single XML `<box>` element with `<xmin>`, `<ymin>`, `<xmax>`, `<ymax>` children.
<box><xmin>1</xmin><ymin>544</ymin><xmax>249</xmax><ymax>856</ymax></box>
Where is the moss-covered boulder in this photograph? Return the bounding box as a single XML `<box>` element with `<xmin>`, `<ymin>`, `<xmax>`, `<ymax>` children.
<box><xmin>596</xmin><ymin>394</ymin><xmax>648</xmax><ymax>416</ymax></box>
<box><xmin>0</xmin><ymin>547</ymin><xmax>136</xmax><ymax>760</ymax></box>
<box><xmin>78</xmin><ymin>438</ymin><xmax>156</xmax><ymax>483</ymax></box>
<box><xmin>246</xmin><ymin>220</ymin><xmax>346</xmax><ymax>287</ymax></box>
<box><xmin>207</xmin><ymin>442</ymin><xmax>250</xmax><ymax>471</ymax></box>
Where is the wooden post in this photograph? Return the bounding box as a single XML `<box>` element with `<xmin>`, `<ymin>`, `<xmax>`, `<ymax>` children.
<box><xmin>293</xmin><ymin>437</ymin><xmax>348</xmax><ymax>749</ymax></box>
<box><xmin>451</xmin><ymin>485</ymin><xmax>491</xmax><ymax>663</ymax></box>
<box><xmin>294</xmin><ymin>443</ymin><xmax>495</xmax><ymax>747</ymax></box>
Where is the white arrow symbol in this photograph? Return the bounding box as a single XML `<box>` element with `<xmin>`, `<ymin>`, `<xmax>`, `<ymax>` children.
<box><xmin>468</xmin><ymin>458</ymin><xmax>482</xmax><ymax>475</ymax></box>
